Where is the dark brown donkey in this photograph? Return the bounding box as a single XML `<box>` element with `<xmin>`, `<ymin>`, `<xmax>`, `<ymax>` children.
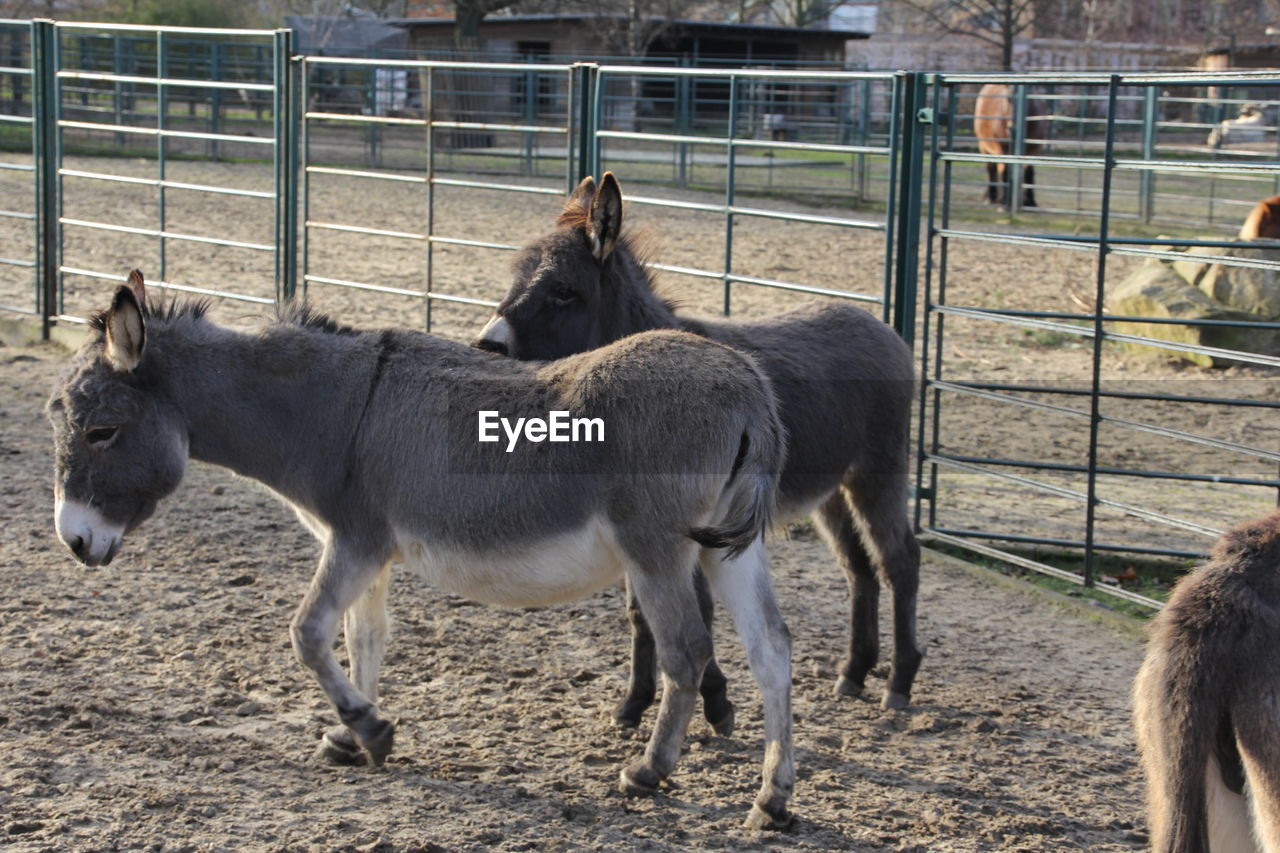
<box><xmin>974</xmin><ymin>82</ymin><xmax>1046</xmax><ymax>208</ymax></box>
<box><xmin>1133</xmin><ymin>511</ymin><xmax>1280</xmax><ymax>853</ymax></box>
<box><xmin>473</xmin><ymin>173</ymin><xmax>922</xmax><ymax>728</ymax></box>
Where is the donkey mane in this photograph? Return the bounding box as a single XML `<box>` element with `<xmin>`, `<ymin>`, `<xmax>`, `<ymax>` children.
<box><xmin>88</xmin><ymin>293</ymin><xmax>210</xmax><ymax>333</ymax></box>
<box><xmin>275</xmin><ymin>300</ymin><xmax>360</xmax><ymax>336</ymax></box>
<box><xmin>87</xmin><ymin>296</ymin><xmax>358</xmax><ymax>338</ymax></box>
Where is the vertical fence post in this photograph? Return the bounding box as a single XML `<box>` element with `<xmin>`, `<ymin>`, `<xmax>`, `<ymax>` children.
<box><xmin>33</xmin><ymin>19</ymin><xmax>57</xmax><ymax>339</ymax></box>
<box><xmin>1009</xmin><ymin>83</ymin><xmax>1028</xmax><ymax>215</ymax></box>
<box><xmin>424</xmin><ymin>66</ymin><xmax>435</xmax><ymax>332</ymax></box>
<box><xmin>522</xmin><ymin>56</ymin><xmax>535</xmax><ymax>176</ymax></box>
<box><xmin>678</xmin><ymin>57</ymin><xmax>691</xmax><ymax>188</ymax></box>
<box><xmin>892</xmin><ymin>71</ymin><xmax>925</xmax><ymax>347</ymax></box>
<box><xmin>1082</xmin><ymin>74</ymin><xmax>1121</xmax><ymax>590</ymax></box>
<box><xmin>570</xmin><ymin>62</ymin><xmax>595</xmax><ymax>187</ymax></box>
<box><xmin>722</xmin><ymin>75</ymin><xmax>738</xmax><ymax>316</ymax></box>
<box><xmin>273</xmin><ymin>28</ymin><xmax>297</xmax><ymax>303</ymax></box>
<box><xmin>157</xmin><ymin>30</ymin><xmax>168</xmax><ymax>282</ymax></box>
<box><xmin>1139</xmin><ymin>85</ymin><xmax>1157</xmax><ymax>224</ymax></box>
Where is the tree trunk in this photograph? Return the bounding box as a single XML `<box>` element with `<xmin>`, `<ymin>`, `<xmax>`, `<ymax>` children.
<box><xmin>1001</xmin><ymin>0</ymin><xmax>1014</xmax><ymax>70</ymax></box>
<box><xmin>454</xmin><ymin>3</ymin><xmax>485</xmax><ymax>51</ymax></box>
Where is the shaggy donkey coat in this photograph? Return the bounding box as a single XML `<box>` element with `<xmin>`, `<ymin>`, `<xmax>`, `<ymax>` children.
<box><xmin>1134</xmin><ymin>511</ymin><xmax>1280</xmax><ymax>853</ymax></box>
<box><xmin>473</xmin><ymin>173</ymin><xmax>922</xmax><ymax>723</ymax></box>
<box><xmin>46</xmin><ymin>273</ymin><xmax>797</xmax><ymax>829</ymax></box>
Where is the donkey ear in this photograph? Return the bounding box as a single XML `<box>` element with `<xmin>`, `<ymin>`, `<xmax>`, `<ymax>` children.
<box><xmin>564</xmin><ymin>175</ymin><xmax>597</xmax><ymax>216</ymax></box>
<box><xmin>104</xmin><ymin>284</ymin><xmax>145</xmax><ymax>373</ymax></box>
<box><xmin>125</xmin><ymin>268</ymin><xmax>147</xmax><ymax>311</ymax></box>
<box><xmin>588</xmin><ymin>172</ymin><xmax>623</xmax><ymax>261</ymax></box>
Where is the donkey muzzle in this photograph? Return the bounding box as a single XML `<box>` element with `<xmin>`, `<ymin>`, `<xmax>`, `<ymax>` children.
<box><xmin>472</xmin><ymin>314</ymin><xmax>513</xmax><ymax>357</ymax></box>
<box><xmin>55</xmin><ymin>496</ymin><xmax>125</xmax><ymax>567</ymax></box>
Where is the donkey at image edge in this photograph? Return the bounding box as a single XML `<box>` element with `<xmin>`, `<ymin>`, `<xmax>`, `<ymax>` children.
<box><xmin>474</xmin><ymin>172</ymin><xmax>922</xmax><ymax>721</ymax></box>
<box><xmin>46</xmin><ymin>271</ymin><xmax>796</xmax><ymax>829</ymax></box>
<box><xmin>1133</xmin><ymin>511</ymin><xmax>1280</xmax><ymax>853</ymax></box>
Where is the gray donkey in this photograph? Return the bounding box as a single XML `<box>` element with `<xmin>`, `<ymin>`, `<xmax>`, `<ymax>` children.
<box><xmin>1133</xmin><ymin>511</ymin><xmax>1280</xmax><ymax>853</ymax></box>
<box><xmin>47</xmin><ymin>271</ymin><xmax>796</xmax><ymax>829</ymax></box>
<box><xmin>473</xmin><ymin>173</ymin><xmax>921</xmax><ymax>724</ymax></box>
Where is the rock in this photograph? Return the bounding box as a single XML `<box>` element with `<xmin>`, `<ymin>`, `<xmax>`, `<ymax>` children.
<box><xmin>1200</xmin><ymin>247</ymin><xmax>1280</xmax><ymax>317</ymax></box>
<box><xmin>1109</xmin><ymin>256</ymin><xmax>1277</xmax><ymax>367</ymax></box>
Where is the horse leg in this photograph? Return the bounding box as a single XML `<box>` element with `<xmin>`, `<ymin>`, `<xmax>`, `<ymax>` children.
<box><xmin>617</xmin><ymin>555</ymin><xmax>712</xmax><ymax>800</ymax></box>
<box><xmin>843</xmin><ymin>471</ymin><xmax>923</xmax><ymax>711</ymax></box>
<box><xmin>615</xmin><ymin>570</ymin><xmax>734</xmax><ymax>735</ymax></box>
<box><xmin>700</xmin><ymin>539</ymin><xmax>794</xmax><ymax>830</ymax></box>
<box><xmin>996</xmin><ymin>161</ymin><xmax>1009</xmax><ymax>206</ymax></box>
<box><xmin>1023</xmin><ymin>163</ymin><xmax>1038</xmax><ymax>207</ymax></box>
<box><xmin>813</xmin><ymin>491</ymin><xmax>879</xmax><ymax>699</ymax></box>
<box><xmin>985</xmin><ymin>161</ymin><xmax>1000</xmax><ymax>204</ymax></box>
<box><xmin>317</xmin><ymin>563</ymin><xmax>392</xmax><ymax>766</ymax></box>
<box><xmin>291</xmin><ymin>540</ymin><xmax>395</xmax><ymax>766</ymax></box>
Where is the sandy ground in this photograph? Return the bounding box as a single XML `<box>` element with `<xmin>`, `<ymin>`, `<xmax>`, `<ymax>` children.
<box><xmin>1</xmin><ymin>343</ymin><xmax>1148</xmax><ymax>853</ymax></box>
<box><xmin>0</xmin><ymin>154</ymin><xmax>1273</xmax><ymax>851</ymax></box>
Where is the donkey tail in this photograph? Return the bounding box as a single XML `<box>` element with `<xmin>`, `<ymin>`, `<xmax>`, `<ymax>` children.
<box><xmin>689</xmin><ymin>377</ymin><xmax>785</xmax><ymax>559</ymax></box>
<box><xmin>1134</xmin><ymin>607</ymin><xmax>1242</xmax><ymax>853</ymax></box>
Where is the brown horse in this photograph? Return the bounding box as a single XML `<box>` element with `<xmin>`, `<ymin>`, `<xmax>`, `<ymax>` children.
<box><xmin>1133</xmin><ymin>511</ymin><xmax>1280</xmax><ymax>852</ymax></box>
<box><xmin>974</xmin><ymin>83</ymin><xmax>1045</xmax><ymax>208</ymax></box>
<box><xmin>1239</xmin><ymin>194</ymin><xmax>1280</xmax><ymax>241</ymax></box>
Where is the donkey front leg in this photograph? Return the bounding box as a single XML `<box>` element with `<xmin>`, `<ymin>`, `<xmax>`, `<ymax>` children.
<box><xmin>318</xmin><ymin>563</ymin><xmax>392</xmax><ymax>766</ymax></box>
<box><xmin>616</xmin><ymin>570</ymin><xmax>735</xmax><ymax>735</ymax></box>
<box><xmin>618</xmin><ymin>562</ymin><xmax>712</xmax><ymax>798</ymax></box>
<box><xmin>292</xmin><ymin>541</ymin><xmax>395</xmax><ymax>766</ymax></box>
<box><xmin>700</xmin><ymin>539</ymin><xmax>794</xmax><ymax>830</ymax></box>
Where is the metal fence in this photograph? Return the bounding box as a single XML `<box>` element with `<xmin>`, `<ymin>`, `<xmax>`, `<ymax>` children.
<box><xmin>916</xmin><ymin>70</ymin><xmax>1280</xmax><ymax>609</ymax></box>
<box><xmin>943</xmin><ymin>78</ymin><xmax>1280</xmax><ymax>229</ymax></box>
<box><xmin>5</xmin><ymin>22</ymin><xmax>1280</xmax><ymax>609</ymax></box>
<box><xmin>292</xmin><ymin>57</ymin><xmax>916</xmax><ymax>339</ymax></box>
<box><xmin>0</xmin><ymin>19</ymin><xmax>296</xmax><ymax>330</ymax></box>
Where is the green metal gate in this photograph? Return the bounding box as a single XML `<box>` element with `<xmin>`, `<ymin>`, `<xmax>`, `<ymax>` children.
<box><xmin>2</xmin><ymin>20</ymin><xmax>295</xmax><ymax>333</ymax></box>
<box><xmin>916</xmin><ymin>71</ymin><xmax>1280</xmax><ymax>609</ymax></box>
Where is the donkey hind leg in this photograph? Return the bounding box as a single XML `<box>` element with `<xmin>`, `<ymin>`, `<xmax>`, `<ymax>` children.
<box><xmin>700</xmin><ymin>539</ymin><xmax>794</xmax><ymax>830</ymax></box>
<box><xmin>291</xmin><ymin>541</ymin><xmax>395</xmax><ymax>767</ymax></box>
<box><xmin>813</xmin><ymin>492</ymin><xmax>879</xmax><ymax>700</ymax></box>
<box><xmin>843</xmin><ymin>473</ymin><xmax>923</xmax><ymax>711</ymax></box>
<box><xmin>1204</xmin><ymin>755</ymin><xmax>1258</xmax><ymax>853</ymax></box>
<box><xmin>1234</xmin><ymin>690</ymin><xmax>1280</xmax><ymax>852</ymax></box>
<box><xmin>615</xmin><ymin>571</ymin><xmax>735</xmax><ymax>736</ymax></box>
<box><xmin>617</xmin><ymin>559</ymin><xmax>713</xmax><ymax>799</ymax></box>
<box><xmin>318</xmin><ymin>563</ymin><xmax>392</xmax><ymax>766</ymax></box>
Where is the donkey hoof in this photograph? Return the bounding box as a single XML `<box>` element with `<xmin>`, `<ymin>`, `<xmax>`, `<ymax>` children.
<box><xmin>316</xmin><ymin>726</ymin><xmax>366</xmax><ymax>766</ymax></box>
<box><xmin>744</xmin><ymin>801</ymin><xmax>794</xmax><ymax>831</ymax></box>
<box><xmin>612</xmin><ymin>699</ymin><xmax>646</xmax><ymax>730</ymax></box>
<box><xmin>881</xmin><ymin>690</ymin><xmax>910</xmax><ymax>711</ymax></box>
<box><xmin>618</xmin><ymin>763</ymin><xmax>662</xmax><ymax>797</ymax></box>
<box><xmin>708</xmin><ymin>705</ymin><xmax>735</xmax><ymax>738</ymax></box>
<box><xmin>358</xmin><ymin>718</ymin><xmax>396</xmax><ymax>767</ymax></box>
<box><xmin>834</xmin><ymin>675</ymin><xmax>865</xmax><ymax>699</ymax></box>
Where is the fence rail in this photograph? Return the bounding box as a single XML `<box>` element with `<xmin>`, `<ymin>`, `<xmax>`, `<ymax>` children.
<box><xmin>3</xmin><ymin>22</ymin><xmax>1278</xmax><ymax>609</ymax></box>
<box><xmin>917</xmin><ymin>70</ymin><xmax>1280</xmax><ymax>609</ymax></box>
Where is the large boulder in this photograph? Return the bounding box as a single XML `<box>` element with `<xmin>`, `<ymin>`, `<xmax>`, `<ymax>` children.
<box><xmin>1108</xmin><ymin>246</ymin><xmax>1280</xmax><ymax>367</ymax></box>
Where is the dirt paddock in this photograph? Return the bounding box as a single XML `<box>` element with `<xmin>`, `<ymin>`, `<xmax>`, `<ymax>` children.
<box><xmin>3</xmin><ymin>155</ymin><xmax>1274</xmax><ymax>852</ymax></box>
<box><xmin>3</xmin><ymin>343</ymin><xmax>1147</xmax><ymax>852</ymax></box>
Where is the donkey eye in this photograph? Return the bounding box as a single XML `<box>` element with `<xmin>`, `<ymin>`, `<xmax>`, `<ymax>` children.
<box><xmin>549</xmin><ymin>285</ymin><xmax>578</xmax><ymax>305</ymax></box>
<box><xmin>85</xmin><ymin>426</ymin><xmax>119</xmax><ymax>447</ymax></box>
